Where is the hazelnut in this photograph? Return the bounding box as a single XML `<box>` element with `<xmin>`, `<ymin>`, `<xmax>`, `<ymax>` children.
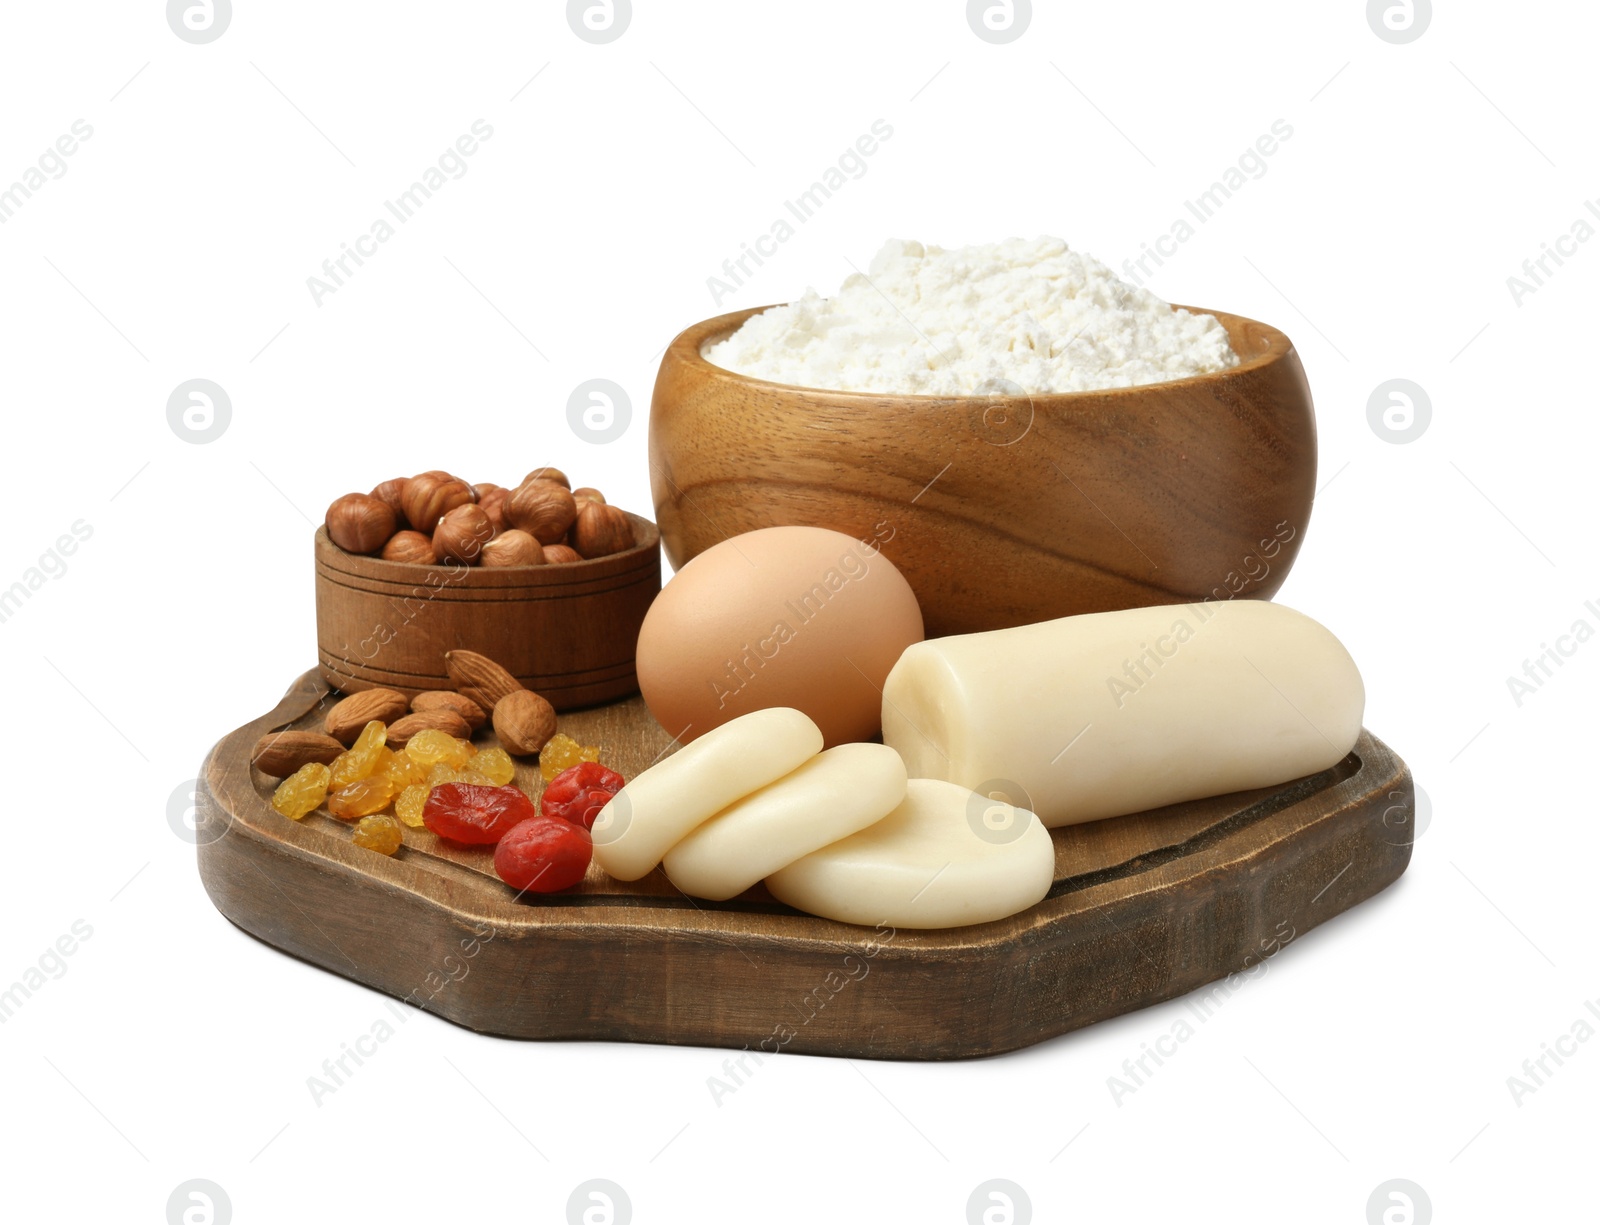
<box><xmin>480</xmin><ymin>529</ymin><xmax>545</xmax><ymax>567</ymax></box>
<box><xmin>571</xmin><ymin>501</ymin><xmax>634</xmax><ymax>558</ymax></box>
<box><xmin>326</xmin><ymin>492</ymin><xmax>397</xmax><ymax>554</ymax></box>
<box><xmin>402</xmin><ymin>472</ymin><xmax>474</xmax><ymax>534</ymax></box>
<box><xmin>381</xmin><ymin>530</ymin><xmax>437</xmax><ymax>565</ymax></box>
<box><xmin>493</xmin><ymin>689</ymin><xmax>557</xmax><ymax>756</ymax></box>
<box><xmin>478</xmin><ymin>486</ymin><xmax>511</xmax><ymax>534</ymax></box>
<box><xmin>473</xmin><ymin>482</ymin><xmax>504</xmax><ymax>504</ymax></box>
<box><xmin>543</xmin><ymin>544</ymin><xmax>582</xmax><ymax>564</ymax></box>
<box><xmin>433</xmin><ymin>503</ymin><xmax>496</xmax><ymax>564</ymax></box>
<box><xmin>506</xmin><ymin>479</ymin><xmax>578</xmax><ymax>545</ymax></box>
<box><xmin>571</xmin><ymin>486</ymin><xmax>606</xmax><ymax>505</ymax></box>
<box><xmin>369</xmin><ymin>478</ymin><xmax>412</xmax><ymax>528</ymax></box>
<box><xmin>522</xmin><ymin>466</ymin><xmax>570</xmax><ymax>490</ymax></box>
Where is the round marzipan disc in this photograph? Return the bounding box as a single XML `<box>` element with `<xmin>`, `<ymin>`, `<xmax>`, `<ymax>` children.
<box><xmin>765</xmin><ymin>778</ymin><xmax>1054</xmax><ymax>929</ymax></box>
<box><xmin>664</xmin><ymin>743</ymin><xmax>908</xmax><ymax>901</ymax></box>
<box><xmin>592</xmin><ymin>706</ymin><xmax>822</xmax><ymax>881</ymax></box>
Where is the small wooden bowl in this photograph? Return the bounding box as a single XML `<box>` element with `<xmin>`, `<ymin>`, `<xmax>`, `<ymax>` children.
<box><xmin>650</xmin><ymin>305</ymin><xmax>1316</xmax><ymax>638</ymax></box>
<box><xmin>313</xmin><ymin>512</ymin><xmax>661</xmax><ymax>709</ymax></box>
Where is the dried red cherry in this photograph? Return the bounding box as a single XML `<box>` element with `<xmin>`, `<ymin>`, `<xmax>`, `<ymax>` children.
<box><xmin>422</xmin><ymin>783</ymin><xmax>535</xmax><ymax>845</ymax></box>
<box><xmin>494</xmin><ymin>815</ymin><xmax>592</xmax><ymax>893</ymax></box>
<box><xmin>541</xmin><ymin>761</ymin><xmax>625</xmax><ymax>830</ymax></box>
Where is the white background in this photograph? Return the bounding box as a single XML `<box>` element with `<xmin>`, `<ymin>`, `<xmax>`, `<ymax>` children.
<box><xmin>2</xmin><ymin>1</ymin><xmax>1594</xmax><ymax>1222</ymax></box>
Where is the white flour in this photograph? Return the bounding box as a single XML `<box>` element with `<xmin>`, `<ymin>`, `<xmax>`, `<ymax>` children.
<box><xmin>703</xmin><ymin>237</ymin><xmax>1239</xmax><ymax>395</ymax></box>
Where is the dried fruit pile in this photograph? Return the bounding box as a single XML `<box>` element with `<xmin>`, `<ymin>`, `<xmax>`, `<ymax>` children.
<box><xmin>251</xmin><ymin>649</ymin><xmax>619</xmax><ymax>892</ymax></box>
<box><xmin>324</xmin><ymin>465</ymin><xmax>636</xmax><ymax>567</ymax></box>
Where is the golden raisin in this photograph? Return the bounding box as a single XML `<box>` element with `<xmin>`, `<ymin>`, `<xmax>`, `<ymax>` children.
<box><xmin>468</xmin><ymin>747</ymin><xmax>516</xmax><ymax>787</ymax></box>
<box><xmin>407</xmin><ymin>728</ymin><xmax>467</xmax><ymax>769</ymax></box>
<box><xmin>395</xmin><ymin>784</ymin><xmax>430</xmax><ymax>828</ymax></box>
<box><xmin>540</xmin><ymin>732</ymin><xmax>602</xmax><ymax>781</ymax></box>
<box><xmin>328</xmin><ymin>776</ymin><xmax>398</xmax><ymax>819</ymax></box>
<box><xmin>331</xmin><ymin>720</ymin><xmax>388</xmax><ymax>788</ymax></box>
<box><xmin>352</xmin><ymin>813</ymin><xmax>404</xmax><ymax>855</ymax></box>
<box><xmin>427</xmin><ymin>763</ymin><xmax>462</xmax><ymax>787</ymax></box>
<box><xmin>272</xmin><ymin>762</ymin><xmax>330</xmax><ymax>820</ymax></box>
<box><xmin>379</xmin><ymin>749</ymin><xmax>427</xmax><ymax>789</ymax></box>
<box><xmin>328</xmin><ymin>751</ymin><xmax>359</xmax><ymax>789</ymax></box>
<box><xmin>351</xmin><ymin>719</ymin><xmax>388</xmax><ymax>759</ymax></box>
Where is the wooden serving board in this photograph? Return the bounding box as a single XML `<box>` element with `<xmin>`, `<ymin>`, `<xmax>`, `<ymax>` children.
<box><xmin>196</xmin><ymin>671</ymin><xmax>1414</xmax><ymax>1060</ymax></box>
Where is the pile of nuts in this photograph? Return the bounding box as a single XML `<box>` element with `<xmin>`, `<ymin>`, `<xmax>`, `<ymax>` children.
<box><xmin>251</xmin><ymin>650</ymin><xmax>614</xmax><ymax>882</ymax></box>
<box><xmin>323</xmin><ymin>466</ymin><xmax>636</xmax><ymax>567</ymax></box>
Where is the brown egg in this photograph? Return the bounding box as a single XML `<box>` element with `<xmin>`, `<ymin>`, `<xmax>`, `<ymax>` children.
<box><xmin>636</xmin><ymin>526</ymin><xmax>924</xmax><ymax>747</ymax></box>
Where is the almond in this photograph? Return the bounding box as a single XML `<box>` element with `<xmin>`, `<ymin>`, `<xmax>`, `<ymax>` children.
<box><xmin>251</xmin><ymin>730</ymin><xmax>345</xmax><ymax>777</ymax></box>
<box><xmin>324</xmin><ymin>687</ymin><xmax>410</xmax><ymax>744</ymax></box>
<box><xmin>388</xmin><ymin>709</ymin><xmax>473</xmax><ymax>748</ymax></box>
<box><xmin>410</xmin><ymin>689</ymin><xmax>487</xmax><ymax>731</ymax></box>
<box><xmin>493</xmin><ymin>689</ymin><xmax>557</xmax><ymax>756</ymax></box>
<box><xmin>445</xmin><ymin>650</ymin><xmax>524</xmax><ymax>712</ymax></box>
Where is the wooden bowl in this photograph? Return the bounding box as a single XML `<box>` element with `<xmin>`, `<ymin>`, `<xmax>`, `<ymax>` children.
<box><xmin>650</xmin><ymin>306</ymin><xmax>1316</xmax><ymax>638</ymax></box>
<box><xmin>313</xmin><ymin>512</ymin><xmax>661</xmax><ymax>709</ymax></box>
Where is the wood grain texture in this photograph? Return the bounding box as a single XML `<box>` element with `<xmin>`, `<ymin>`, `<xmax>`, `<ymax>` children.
<box><xmin>313</xmin><ymin>513</ymin><xmax>660</xmax><ymax>709</ymax></box>
<box><xmin>196</xmin><ymin>670</ymin><xmax>1413</xmax><ymax>1060</ymax></box>
<box><xmin>649</xmin><ymin>306</ymin><xmax>1317</xmax><ymax>637</ymax></box>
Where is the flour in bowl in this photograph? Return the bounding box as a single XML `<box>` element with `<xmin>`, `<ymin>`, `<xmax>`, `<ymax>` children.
<box><xmin>702</xmin><ymin>237</ymin><xmax>1238</xmax><ymax>395</ymax></box>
